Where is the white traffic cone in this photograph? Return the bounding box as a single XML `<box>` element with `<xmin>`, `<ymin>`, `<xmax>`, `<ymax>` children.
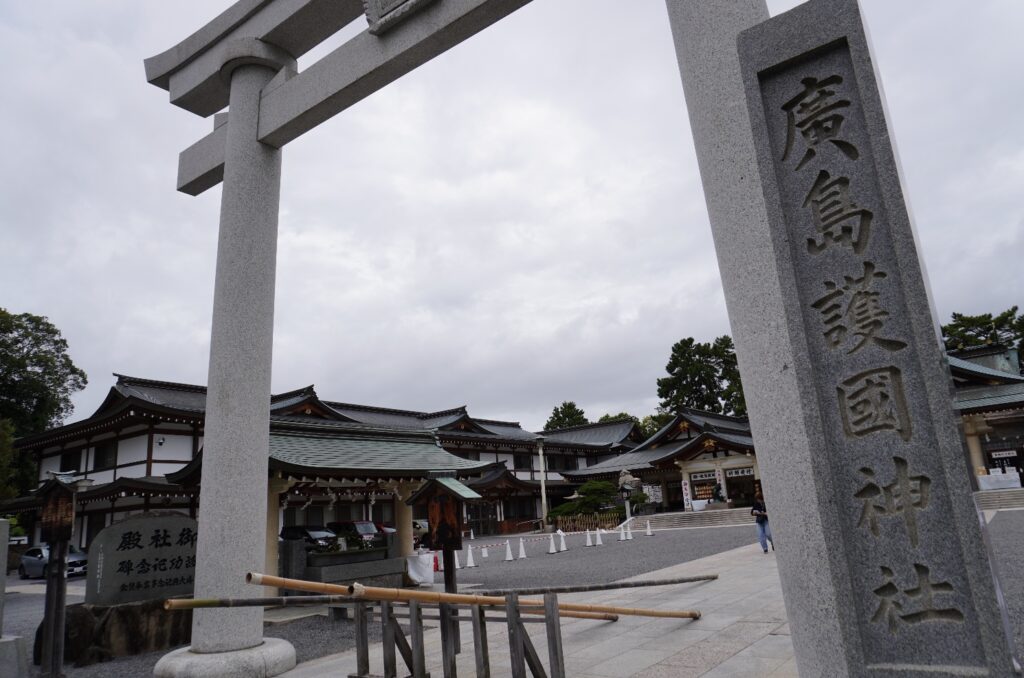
<box><xmin>454</xmin><ymin>551</ymin><xmax>462</xmax><ymax>569</ymax></box>
<box><xmin>518</xmin><ymin>538</ymin><xmax>528</xmax><ymax>559</ymax></box>
<box><xmin>585</xmin><ymin>529</ymin><xmax>593</xmax><ymax>547</ymax></box>
<box><xmin>626</xmin><ymin>523</ymin><xmax>634</xmax><ymax>540</ymax></box>
<box><xmin>470</xmin><ymin>529</ymin><xmax>475</xmax><ymax>540</ymax></box>
<box><xmin>482</xmin><ymin>547</ymin><xmax>489</xmax><ymax>558</ymax></box>
<box><xmin>548</xmin><ymin>533</ymin><xmax>557</xmax><ymax>554</ymax></box>
<box><xmin>618</xmin><ymin>525</ymin><xmax>626</xmax><ymax>541</ymax></box>
<box><xmin>466</xmin><ymin>545</ymin><xmax>476</xmax><ymax>568</ymax></box>
<box><xmin>558</xmin><ymin>530</ymin><xmax>567</xmax><ymax>552</ymax></box>
<box><xmin>595</xmin><ymin>529</ymin><xmax>604</xmax><ymax>546</ymax></box>
<box><xmin>645</xmin><ymin>521</ymin><xmax>653</xmax><ymax>537</ymax></box>
<box><xmin>504</xmin><ymin>540</ymin><xmax>514</xmax><ymax>562</ymax></box>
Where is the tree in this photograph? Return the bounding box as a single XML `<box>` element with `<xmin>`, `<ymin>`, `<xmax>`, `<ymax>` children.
<box><xmin>0</xmin><ymin>308</ymin><xmax>88</xmax><ymax>497</ymax></box>
<box><xmin>942</xmin><ymin>306</ymin><xmax>1024</xmax><ymax>369</ymax></box>
<box><xmin>656</xmin><ymin>335</ymin><xmax>746</xmax><ymax>416</ymax></box>
<box><xmin>638</xmin><ymin>412</ymin><xmax>675</xmax><ymax>439</ymax></box>
<box><xmin>0</xmin><ymin>419</ymin><xmax>17</xmax><ymax>501</ymax></box>
<box><xmin>543</xmin><ymin>401</ymin><xmax>589</xmax><ymax>431</ymax></box>
<box><xmin>548</xmin><ymin>480</ymin><xmax>619</xmax><ymax>517</ymax></box>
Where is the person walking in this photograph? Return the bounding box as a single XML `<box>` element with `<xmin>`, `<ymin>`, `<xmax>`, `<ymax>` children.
<box><xmin>751</xmin><ymin>490</ymin><xmax>774</xmax><ymax>553</ymax></box>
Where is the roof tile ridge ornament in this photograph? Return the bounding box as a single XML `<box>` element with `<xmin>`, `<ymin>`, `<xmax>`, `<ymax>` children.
<box><xmin>321</xmin><ymin>400</ymin><xmax>429</xmax><ymax>418</ymax></box>
<box><xmin>417</xmin><ymin>405</ymin><xmax>469</xmax><ymax>419</ymax></box>
<box><xmin>539</xmin><ymin>419</ymin><xmax>637</xmax><ymax>435</ymax></box>
<box><xmin>473</xmin><ymin>417</ymin><xmax>525</xmax><ymax>427</ymax></box>
<box><xmin>113</xmin><ymin>373</ymin><xmax>209</xmax><ymax>393</ymax></box>
<box><xmin>678</xmin><ymin>407</ymin><xmax>750</xmax><ymax>425</ymax></box>
<box><xmin>269</xmin><ymin>384</ymin><xmax>318</xmax><ymax>402</ymax></box>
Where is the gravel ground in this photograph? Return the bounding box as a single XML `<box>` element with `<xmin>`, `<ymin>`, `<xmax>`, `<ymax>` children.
<box><xmin>19</xmin><ymin>525</ymin><xmax>755</xmax><ymax>676</ymax></box>
<box><xmin>453</xmin><ymin>524</ymin><xmax>756</xmax><ymax>590</ymax></box>
<box><xmin>15</xmin><ymin>515</ymin><xmax>1024</xmax><ymax>675</ymax></box>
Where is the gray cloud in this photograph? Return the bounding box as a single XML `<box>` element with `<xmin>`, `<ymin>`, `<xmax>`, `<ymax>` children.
<box><xmin>1</xmin><ymin>1</ymin><xmax>1021</xmax><ymax>431</ymax></box>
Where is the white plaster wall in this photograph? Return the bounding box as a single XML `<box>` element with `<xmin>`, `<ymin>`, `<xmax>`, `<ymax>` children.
<box><xmin>150</xmin><ymin>462</ymin><xmax>189</xmax><ymax>477</ymax></box>
<box><xmin>39</xmin><ymin>455</ymin><xmax>61</xmax><ymax>481</ymax></box>
<box><xmin>514</xmin><ymin>471</ymin><xmax>532</xmax><ymax>480</ymax></box>
<box><xmin>494</xmin><ymin>452</ymin><xmax>514</xmax><ymax>469</ymax></box>
<box><xmin>118</xmin><ymin>435</ymin><xmax>149</xmax><ymax>466</ymax></box>
<box><xmin>152</xmin><ymin>433</ymin><xmax>193</xmax><ymax>462</ymax></box>
<box><xmin>88</xmin><ymin>469</ymin><xmax>115</xmax><ymax>485</ymax></box>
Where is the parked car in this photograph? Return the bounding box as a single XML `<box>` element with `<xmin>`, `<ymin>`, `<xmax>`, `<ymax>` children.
<box><xmin>411</xmin><ymin>519</ymin><xmax>429</xmax><ymax>538</ymax></box>
<box><xmin>375</xmin><ymin>522</ymin><xmax>397</xmax><ymax>535</ymax></box>
<box><xmin>279</xmin><ymin>525</ymin><xmax>339</xmax><ymax>550</ymax></box>
<box><xmin>327</xmin><ymin>521</ymin><xmax>379</xmax><ymax>544</ymax></box>
<box><xmin>19</xmin><ymin>544</ymin><xmax>88</xmax><ymax>579</ymax></box>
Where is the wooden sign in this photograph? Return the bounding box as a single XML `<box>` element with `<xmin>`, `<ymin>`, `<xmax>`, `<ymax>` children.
<box><xmin>428</xmin><ymin>494</ymin><xmax>463</xmax><ymax>551</ymax></box>
<box><xmin>40</xmin><ymin>482</ymin><xmax>75</xmax><ymax>544</ymax></box>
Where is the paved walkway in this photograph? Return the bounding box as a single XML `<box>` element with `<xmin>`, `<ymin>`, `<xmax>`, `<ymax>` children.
<box><xmin>282</xmin><ymin>542</ymin><xmax>796</xmax><ymax>678</ymax></box>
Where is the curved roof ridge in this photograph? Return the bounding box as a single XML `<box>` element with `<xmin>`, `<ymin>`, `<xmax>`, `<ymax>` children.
<box><xmin>114</xmin><ymin>373</ymin><xmax>207</xmax><ymax>393</ymax></box>
<box><xmin>539</xmin><ymin>418</ymin><xmax>636</xmax><ymax>435</ymax></box>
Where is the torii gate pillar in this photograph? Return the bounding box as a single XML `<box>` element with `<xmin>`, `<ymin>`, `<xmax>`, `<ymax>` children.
<box><xmin>151</xmin><ymin>43</ymin><xmax>297</xmax><ymax>678</ymax></box>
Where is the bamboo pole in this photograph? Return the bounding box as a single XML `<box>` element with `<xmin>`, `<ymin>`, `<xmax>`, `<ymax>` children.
<box><xmin>476</xmin><ymin>574</ymin><xmax>718</xmax><ymax>597</ymax></box>
<box><xmin>245</xmin><ymin>572</ymin><xmax>700</xmax><ymax>620</ymax></box>
<box><xmin>166</xmin><ymin>594</ymin><xmax>617</xmax><ymax>621</ymax></box>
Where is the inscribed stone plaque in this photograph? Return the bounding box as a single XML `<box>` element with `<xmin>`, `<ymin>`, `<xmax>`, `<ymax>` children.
<box><xmin>85</xmin><ymin>513</ymin><xmax>197</xmax><ymax>606</ymax></box>
<box><xmin>738</xmin><ymin>0</ymin><xmax>1014</xmax><ymax>674</ymax></box>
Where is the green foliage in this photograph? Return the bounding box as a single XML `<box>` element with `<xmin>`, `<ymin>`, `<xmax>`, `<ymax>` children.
<box><xmin>0</xmin><ymin>419</ymin><xmax>17</xmax><ymax>501</ymax></box>
<box><xmin>548</xmin><ymin>480</ymin><xmax>618</xmax><ymax>517</ymax></box>
<box><xmin>656</xmin><ymin>335</ymin><xmax>746</xmax><ymax>416</ymax></box>
<box><xmin>598</xmin><ymin>412</ymin><xmax>637</xmax><ymax>426</ymax></box>
<box><xmin>638</xmin><ymin>413</ymin><xmax>675</xmax><ymax>439</ymax></box>
<box><xmin>629</xmin><ymin>490</ymin><xmax>649</xmax><ymax>505</ymax></box>
<box><xmin>543</xmin><ymin>401</ymin><xmax>589</xmax><ymax>431</ymax></box>
<box><xmin>942</xmin><ymin>306</ymin><xmax>1024</xmax><ymax>369</ymax></box>
<box><xmin>0</xmin><ymin>308</ymin><xmax>88</xmax><ymax>497</ymax></box>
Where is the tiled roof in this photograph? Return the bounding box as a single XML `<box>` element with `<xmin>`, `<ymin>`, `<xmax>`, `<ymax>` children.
<box><xmin>947</xmin><ymin>356</ymin><xmax>1024</xmax><ymax>385</ymax></box>
<box><xmin>954</xmin><ymin>382</ymin><xmax>1024</xmax><ymax>413</ymax></box>
<box><xmin>268</xmin><ymin>430</ymin><xmax>492</xmax><ymax>474</ymax></box>
<box><xmin>539</xmin><ymin>420</ymin><xmax>639</xmax><ymax>447</ymax></box>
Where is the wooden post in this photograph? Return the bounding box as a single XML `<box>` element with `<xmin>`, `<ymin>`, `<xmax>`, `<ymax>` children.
<box><xmin>382</xmin><ymin>600</ymin><xmax>396</xmax><ymax>678</ymax></box>
<box><xmin>409</xmin><ymin>600</ymin><xmax>427</xmax><ymax>678</ymax></box>
<box><xmin>439</xmin><ymin>602</ymin><xmax>458</xmax><ymax>678</ymax></box>
<box><xmin>40</xmin><ymin>539</ymin><xmax>68</xmax><ymax>678</ymax></box>
<box><xmin>442</xmin><ymin>547</ymin><xmax>460</xmax><ymax>653</ymax></box>
<box><xmin>543</xmin><ymin>593</ymin><xmax>565</xmax><ymax>678</ymax></box>
<box><xmin>506</xmin><ymin>593</ymin><xmax>526</xmax><ymax>678</ymax></box>
<box><xmin>348</xmin><ymin>600</ymin><xmax>370</xmax><ymax>678</ymax></box>
<box><xmin>470</xmin><ymin>605</ymin><xmax>490</xmax><ymax>678</ymax></box>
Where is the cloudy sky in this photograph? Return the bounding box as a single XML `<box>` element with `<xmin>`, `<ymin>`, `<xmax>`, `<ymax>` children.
<box><xmin>2</xmin><ymin>1</ymin><xmax>1021</xmax><ymax>432</ymax></box>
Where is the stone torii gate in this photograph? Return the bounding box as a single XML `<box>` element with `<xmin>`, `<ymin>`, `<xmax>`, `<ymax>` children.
<box><xmin>145</xmin><ymin>0</ymin><xmax>1015</xmax><ymax>676</ymax></box>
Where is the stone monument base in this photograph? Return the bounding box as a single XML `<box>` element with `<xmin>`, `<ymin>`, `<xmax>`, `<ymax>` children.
<box><xmin>153</xmin><ymin>638</ymin><xmax>296</xmax><ymax>678</ymax></box>
<box><xmin>0</xmin><ymin>635</ymin><xmax>30</xmax><ymax>678</ymax></box>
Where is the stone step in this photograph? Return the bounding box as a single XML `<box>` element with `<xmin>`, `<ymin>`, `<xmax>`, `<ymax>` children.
<box><xmin>640</xmin><ymin>507</ymin><xmax>755</xmax><ymax>531</ymax></box>
<box><xmin>974</xmin><ymin>488</ymin><xmax>1024</xmax><ymax>512</ymax></box>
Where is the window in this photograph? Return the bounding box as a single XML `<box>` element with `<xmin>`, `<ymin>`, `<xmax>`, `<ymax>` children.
<box><xmin>59</xmin><ymin>450</ymin><xmax>81</xmax><ymax>473</ymax></box>
<box><xmin>513</xmin><ymin>454</ymin><xmax>533</xmax><ymax>471</ymax></box>
<box><xmin>93</xmin><ymin>441</ymin><xmax>117</xmax><ymax>470</ymax></box>
<box><xmin>457</xmin><ymin>450</ymin><xmax>480</xmax><ymax>461</ymax></box>
<box><xmin>306</xmin><ymin>506</ymin><xmax>324</xmax><ymax>526</ymax></box>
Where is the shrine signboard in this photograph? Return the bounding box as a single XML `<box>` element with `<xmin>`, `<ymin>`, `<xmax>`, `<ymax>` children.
<box><xmin>737</xmin><ymin>0</ymin><xmax>1014</xmax><ymax>673</ymax></box>
<box><xmin>85</xmin><ymin>513</ymin><xmax>198</xmax><ymax>606</ymax></box>
<box><xmin>39</xmin><ymin>483</ymin><xmax>74</xmax><ymax>544</ymax></box>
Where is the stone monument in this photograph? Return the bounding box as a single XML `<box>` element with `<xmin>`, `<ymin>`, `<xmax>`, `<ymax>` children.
<box><xmin>667</xmin><ymin>0</ymin><xmax>1015</xmax><ymax>674</ymax></box>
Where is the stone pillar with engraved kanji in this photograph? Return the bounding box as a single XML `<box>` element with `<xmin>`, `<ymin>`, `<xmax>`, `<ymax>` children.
<box><xmin>725</xmin><ymin>0</ymin><xmax>1017</xmax><ymax>674</ymax></box>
